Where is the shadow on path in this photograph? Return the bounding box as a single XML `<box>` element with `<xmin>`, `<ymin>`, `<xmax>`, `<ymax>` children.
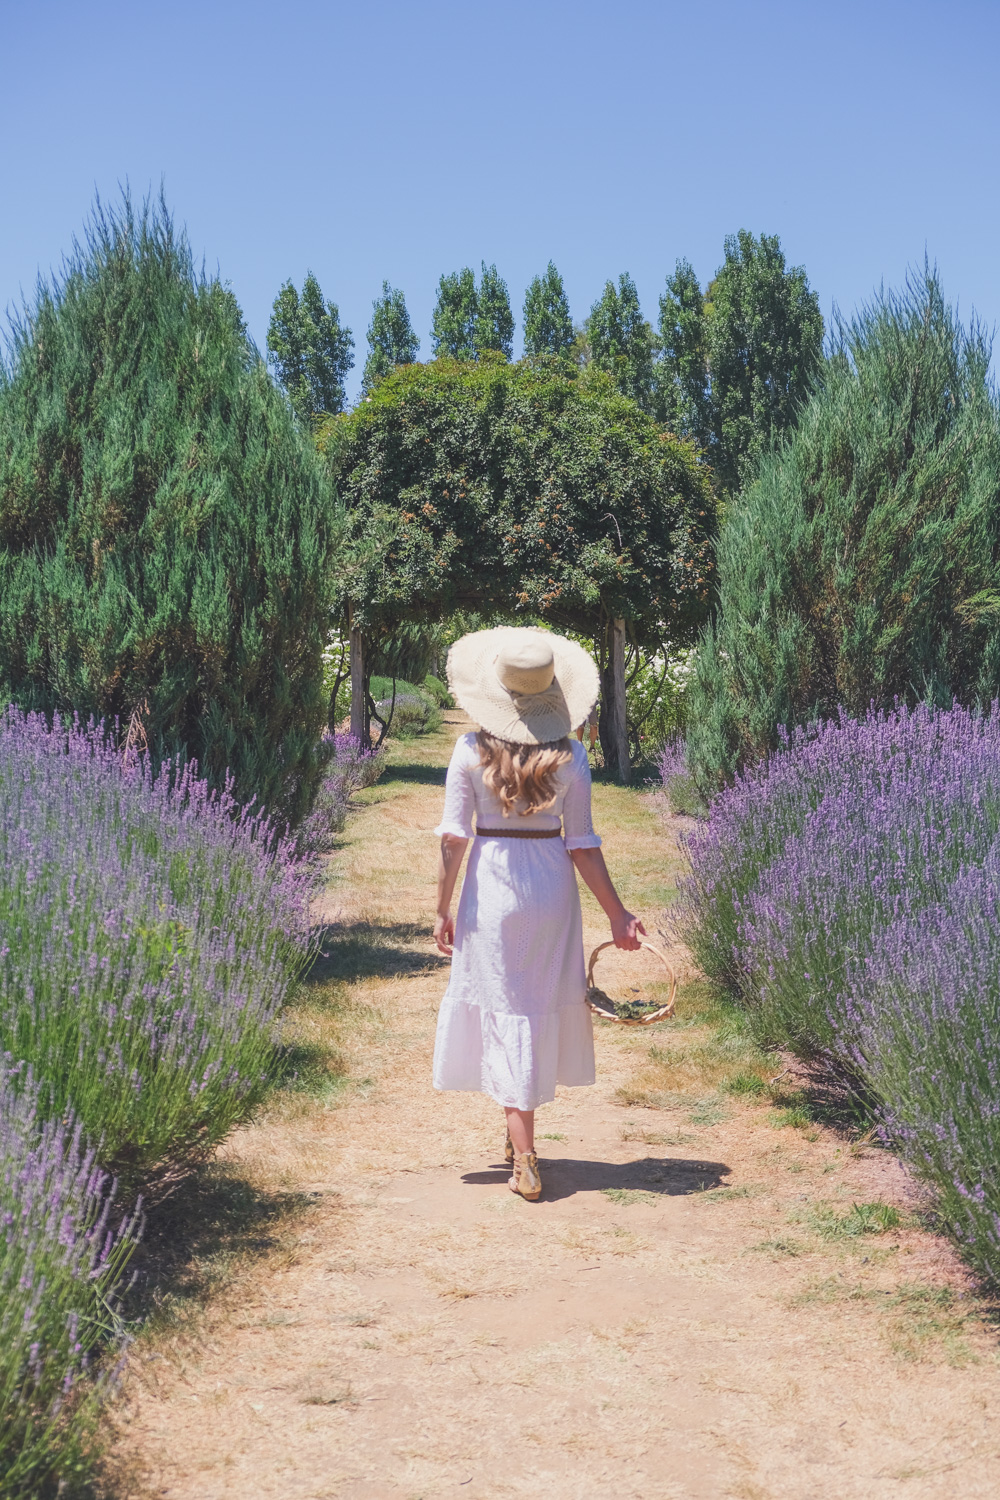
<box><xmin>380</xmin><ymin>762</ymin><xmax>448</xmax><ymax>788</ymax></box>
<box><xmin>308</xmin><ymin>920</ymin><xmax>447</xmax><ymax>984</ymax></box>
<box><xmin>120</xmin><ymin>1162</ymin><xmax>315</xmax><ymax>1322</ymax></box>
<box><xmin>462</xmin><ymin>1154</ymin><xmax>730</xmax><ymax>1201</ymax></box>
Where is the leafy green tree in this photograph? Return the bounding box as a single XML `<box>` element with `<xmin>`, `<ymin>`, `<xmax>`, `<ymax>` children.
<box><xmin>0</xmin><ymin>193</ymin><xmax>338</xmax><ymax>824</ymax></box>
<box><xmin>523</xmin><ymin>261</ymin><xmax>574</xmax><ymax>358</ymax></box>
<box><xmin>655</xmin><ymin>258</ymin><xmax>710</xmax><ymax>440</ymax></box>
<box><xmin>267</xmin><ymin>271</ymin><xmax>354</xmax><ymax>423</ymax></box>
<box><xmin>319</xmin><ymin>359</ymin><xmax>717</xmax><ymax>775</ymax></box>
<box><xmin>588</xmin><ymin>273</ymin><xmax>655</xmax><ymax>411</ymax></box>
<box><xmin>686</xmin><ymin>269</ymin><xmax>1000</xmax><ymax>792</ymax></box>
<box><xmin>362</xmin><ymin>281</ymin><xmax>420</xmax><ymax>393</ymax></box>
<box><xmin>476</xmin><ymin>263</ymin><xmax>514</xmax><ymax>358</ymax></box>
<box><xmin>431</xmin><ymin>267</ymin><xmax>479</xmax><ymax>358</ymax></box>
<box><xmin>704</xmin><ymin>230</ymin><xmax>823</xmax><ymax>494</ymax></box>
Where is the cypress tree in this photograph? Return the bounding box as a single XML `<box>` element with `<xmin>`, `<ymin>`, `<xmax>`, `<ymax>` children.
<box><xmin>0</xmin><ymin>193</ymin><xmax>338</xmax><ymax>824</ymax></box>
<box><xmin>686</xmin><ymin>268</ymin><xmax>1000</xmax><ymax>792</ymax></box>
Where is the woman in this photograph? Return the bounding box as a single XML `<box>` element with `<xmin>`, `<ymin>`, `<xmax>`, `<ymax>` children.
<box><xmin>433</xmin><ymin>626</ymin><xmax>645</xmax><ymax>1201</ymax></box>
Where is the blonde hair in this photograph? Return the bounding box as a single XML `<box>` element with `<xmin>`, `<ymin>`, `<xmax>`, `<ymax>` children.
<box><xmin>476</xmin><ymin>731</ymin><xmax>573</xmax><ymax>817</ymax></box>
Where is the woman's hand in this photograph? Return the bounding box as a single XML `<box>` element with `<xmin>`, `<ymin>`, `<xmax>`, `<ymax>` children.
<box><xmin>434</xmin><ymin>912</ymin><xmax>455</xmax><ymax>955</ymax></box>
<box><xmin>569</xmin><ymin>849</ymin><xmax>646</xmax><ymax>952</ymax></box>
<box><xmin>611</xmin><ymin>910</ymin><xmax>646</xmax><ymax>951</ymax></box>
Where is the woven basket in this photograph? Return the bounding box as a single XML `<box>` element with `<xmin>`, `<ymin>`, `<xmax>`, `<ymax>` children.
<box><xmin>585</xmin><ymin>940</ymin><xmax>677</xmax><ymax>1026</ymax></box>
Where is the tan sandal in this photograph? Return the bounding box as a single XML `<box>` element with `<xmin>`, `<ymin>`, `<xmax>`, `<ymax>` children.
<box><xmin>504</xmin><ymin>1128</ymin><xmax>514</xmax><ymax>1166</ymax></box>
<box><xmin>509</xmin><ymin>1150</ymin><xmax>542</xmax><ymax>1201</ymax></box>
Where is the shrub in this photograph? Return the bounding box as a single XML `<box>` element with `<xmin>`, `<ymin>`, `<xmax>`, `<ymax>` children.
<box><xmin>677</xmin><ymin>700</ymin><xmax>1000</xmax><ymax>1282</ymax></box>
<box><xmin>422</xmin><ymin>673</ymin><xmax>454</xmax><ymax>708</ymax></box>
<box><xmin>0</xmin><ymin>1061</ymin><xmax>138</xmax><ymax>1494</ymax></box>
<box><xmin>0</xmin><ymin>707</ymin><xmax>315</xmax><ymax>1186</ymax></box>
<box><xmin>0</xmin><ymin>193</ymin><xmax>337</xmax><ymax>826</ymax></box>
<box><xmin>375</xmin><ymin>691</ymin><xmax>441</xmax><ymax>739</ymax></box>
<box><xmin>686</xmin><ymin>269</ymin><xmax>1000</xmax><ymax>793</ymax></box>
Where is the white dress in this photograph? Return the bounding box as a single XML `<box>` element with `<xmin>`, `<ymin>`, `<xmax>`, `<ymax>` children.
<box><xmin>432</xmin><ymin>733</ymin><xmax>601</xmax><ymax>1111</ymax></box>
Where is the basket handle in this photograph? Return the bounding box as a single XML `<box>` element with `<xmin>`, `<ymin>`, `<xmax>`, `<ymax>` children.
<box><xmin>586</xmin><ymin>939</ymin><xmax>678</xmax><ymax>1020</ymax></box>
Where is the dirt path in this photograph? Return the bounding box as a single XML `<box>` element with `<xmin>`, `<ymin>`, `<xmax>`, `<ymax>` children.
<box><xmin>110</xmin><ymin>713</ymin><xmax>1000</xmax><ymax>1500</ymax></box>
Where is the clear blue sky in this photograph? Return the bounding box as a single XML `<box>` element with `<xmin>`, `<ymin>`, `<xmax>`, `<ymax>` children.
<box><xmin>2</xmin><ymin>0</ymin><xmax>998</xmax><ymax>401</ymax></box>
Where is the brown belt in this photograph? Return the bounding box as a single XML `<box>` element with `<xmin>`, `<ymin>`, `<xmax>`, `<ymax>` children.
<box><xmin>475</xmin><ymin>826</ymin><xmax>562</xmax><ymax>840</ymax></box>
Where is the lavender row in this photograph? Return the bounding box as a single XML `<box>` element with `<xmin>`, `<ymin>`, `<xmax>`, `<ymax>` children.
<box><xmin>674</xmin><ymin>701</ymin><xmax>1000</xmax><ymax>1283</ymax></box>
<box><xmin>0</xmin><ymin>710</ymin><xmax>382</xmax><ymax>1488</ymax></box>
<box><xmin>301</xmin><ymin>731</ymin><xmax>386</xmax><ymax>853</ymax></box>
<box><xmin>0</xmin><ymin>708</ymin><xmax>320</xmax><ymax>1183</ymax></box>
<box><xmin>0</xmin><ymin>1059</ymin><xmax>138</xmax><ymax>1491</ymax></box>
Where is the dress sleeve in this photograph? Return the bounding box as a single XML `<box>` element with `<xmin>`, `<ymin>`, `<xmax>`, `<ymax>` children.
<box><xmin>434</xmin><ymin>735</ymin><xmax>476</xmax><ymax>839</ymax></box>
<box><xmin>562</xmin><ymin>743</ymin><xmax>603</xmax><ymax>850</ymax></box>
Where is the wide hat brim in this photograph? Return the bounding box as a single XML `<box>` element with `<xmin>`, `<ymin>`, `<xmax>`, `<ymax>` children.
<box><xmin>446</xmin><ymin>627</ymin><xmax>600</xmax><ymax>745</ymax></box>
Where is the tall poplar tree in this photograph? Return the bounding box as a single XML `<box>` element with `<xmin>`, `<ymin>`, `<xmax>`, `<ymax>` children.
<box><xmin>431</xmin><ymin>267</ymin><xmax>479</xmax><ymax>358</ymax></box>
<box><xmin>431</xmin><ymin>264</ymin><xmax>514</xmax><ymax>360</ymax></box>
<box><xmin>362</xmin><ymin>281</ymin><xmax>420</xmax><ymax>392</ymax></box>
<box><xmin>475</xmin><ymin>263</ymin><xmax>514</xmax><ymax>358</ymax></box>
<box><xmin>523</xmin><ymin>261</ymin><xmax>574</xmax><ymax>357</ymax></box>
<box><xmin>704</xmin><ymin>231</ymin><xmax>823</xmax><ymax>494</ymax></box>
<box><xmin>588</xmin><ymin>273</ymin><xmax>655</xmax><ymax>411</ymax></box>
<box><xmin>267</xmin><ymin>272</ymin><xmax>354</xmax><ymax>423</ymax></box>
<box><xmin>655</xmin><ymin>258</ymin><xmax>709</xmax><ymax>441</ymax></box>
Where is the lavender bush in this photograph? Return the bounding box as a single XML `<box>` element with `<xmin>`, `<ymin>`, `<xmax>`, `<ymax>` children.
<box><xmin>676</xmin><ymin>701</ymin><xmax>1000</xmax><ymax>1280</ymax></box>
<box><xmin>0</xmin><ymin>708</ymin><xmax>316</xmax><ymax>1184</ymax></box>
<box><xmin>301</xmin><ymin>731</ymin><xmax>385</xmax><ymax>853</ymax></box>
<box><xmin>0</xmin><ymin>1060</ymin><xmax>138</xmax><ymax>1493</ymax></box>
<box><xmin>845</xmin><ymin>864</ymin><xmax>1000</xmax><ymax>1282</ymax></box>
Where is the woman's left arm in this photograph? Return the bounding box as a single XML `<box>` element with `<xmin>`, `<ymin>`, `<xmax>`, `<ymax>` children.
<box><xmin>434</xmin><ymin>737</ymin><xmax>476</xmax><ymax>954</ymax></box>
<box><xmin>435</xmin><ymin>835</ymin><xmax>469</xmax><ymax>954</ymax></box>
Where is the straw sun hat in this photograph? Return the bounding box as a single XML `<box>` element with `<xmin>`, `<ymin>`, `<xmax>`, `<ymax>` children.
<box><xmin>446</xmin><ymin>626</ymin><xmax>600</xmax><ymax>746</ymax></box>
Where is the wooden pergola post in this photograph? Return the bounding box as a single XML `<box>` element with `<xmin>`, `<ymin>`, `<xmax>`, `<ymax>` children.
<box><xmin>609</xmin><ymin>616</ymin><xmax>630</xmax><ymax>785</ymax></box>
<box><xmin>348</xmin><ymin>602</ymin><xmax>367</xmax><ymax>744</ymax></box>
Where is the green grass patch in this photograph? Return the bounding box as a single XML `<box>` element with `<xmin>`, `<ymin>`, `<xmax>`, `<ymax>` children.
<box><xmin>804</xmin><ymin>1200</ymin><xmax>905</xmax><ymax>1239</ymax></box>
<box><xmin>698</xmin><ymin>1183</ymin><xmax>762</xmax><ymax>1203</ymax></box>
<box><xmin>751</xmin><ymin>1237</ymin><xmax>804</xmax><ymax>1258</ymax></box>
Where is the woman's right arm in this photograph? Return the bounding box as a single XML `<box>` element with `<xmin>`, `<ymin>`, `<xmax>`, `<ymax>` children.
<box><xmin>569</xmin><ymin>847</ymin><xmax>645</xmax><ymax>950</ymax></box>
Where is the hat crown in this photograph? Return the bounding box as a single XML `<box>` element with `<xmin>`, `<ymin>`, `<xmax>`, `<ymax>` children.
<box><xmin>495</xmin><ymin>638</ymin><xmax>555</xmax><ymax>697</ymax></box>
<box><xmin>447</xmin><ymin>625</ymin><xmax>598</xmax><ymax>746</ymax></box>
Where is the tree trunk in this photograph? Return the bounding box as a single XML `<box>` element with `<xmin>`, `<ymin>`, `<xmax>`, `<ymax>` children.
<box><xmin>349</xmin><ymin>605</ymin><xmax>367</xmax><ymax>744</ymax></box>
<box><xmin>599</xmin><ymin>616</ymin><xmax>630</xmax><ymax>784</ymax></box>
